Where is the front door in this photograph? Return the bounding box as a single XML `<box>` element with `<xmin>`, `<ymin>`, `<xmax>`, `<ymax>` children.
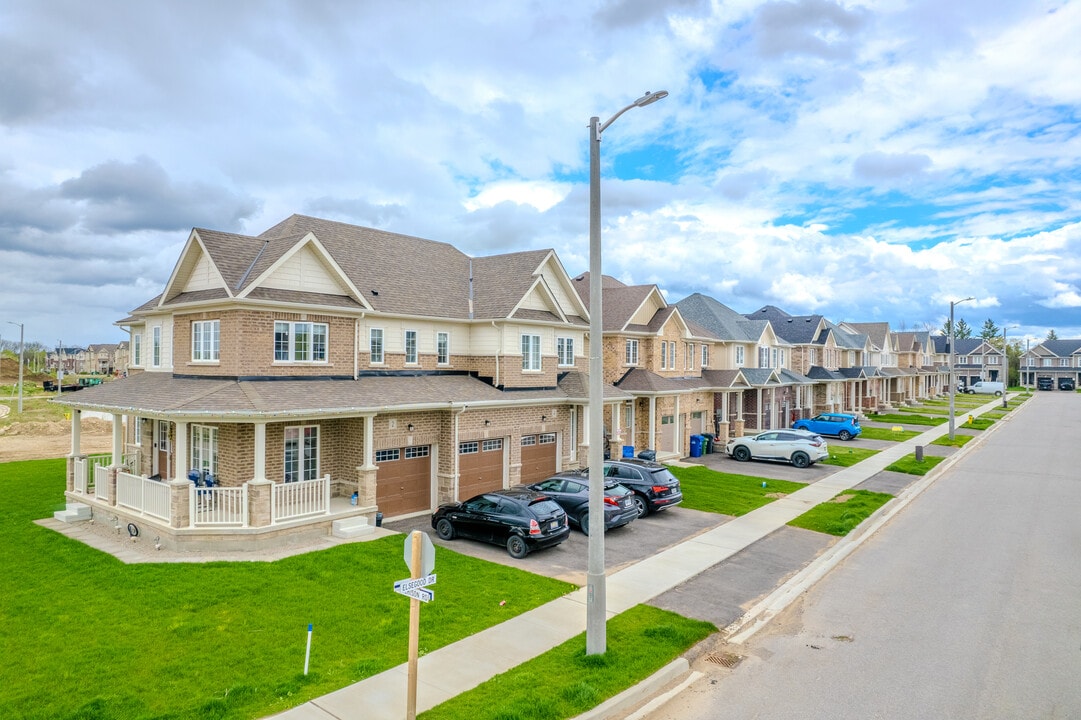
<box><xmin>154</xmin><ymin>420</ymin><xmax>172</xmax><ymax>480</ymax></box>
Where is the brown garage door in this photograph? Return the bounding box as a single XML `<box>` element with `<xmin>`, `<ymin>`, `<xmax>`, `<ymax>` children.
<box><xmin>458</xmin><ymin>438</ymin><xmax>505</xmax><ymax>499</ymax></box>
<box><xmin>376</xmin><ymin>445</ymin><xmax>431</xmax><ymax>517</ymax></box>
<box><xmin>520</xmin><ymin>432</ymin><xmax>557</xmax><ymax>484</ymax></box>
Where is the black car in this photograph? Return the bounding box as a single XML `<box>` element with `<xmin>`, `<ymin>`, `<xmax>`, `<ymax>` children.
<box><xmin>1038</xmin><ymin>377</ymin><xmax>1054</xmax><ymax>391</ymax></box>
<box><xmin>431</xmin><ymin>487</ymin><xmax>569</xmax><ymax>558</ymax></box>
<box><xmin>601</xmin><ymin>458</ymin><xmax>683</xmax><ymax>516</ymax></box>
<box><xmin>1058</xmin><ymin>377</ymin><xmax>1075</xmax><ymax>391</ymax></box>
<box><xmin>525</xmin><ymin>473</ymin><xmax>638</xmax><ymax>535</ymax></box>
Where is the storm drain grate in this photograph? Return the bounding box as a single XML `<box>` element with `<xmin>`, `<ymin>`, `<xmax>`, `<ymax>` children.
<box><xmin>704</xmin><ymin>652</ymin><xmax>743</xmax><ymax>669</ymax></box>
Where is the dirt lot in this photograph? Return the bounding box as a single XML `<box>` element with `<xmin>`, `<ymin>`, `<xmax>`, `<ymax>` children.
<box><xmin>0</xmin><ymin>412</ymin><xmax>114</xmax><ymax>463</ymax></box>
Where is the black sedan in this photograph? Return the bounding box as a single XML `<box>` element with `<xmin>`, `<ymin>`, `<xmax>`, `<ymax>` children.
<box><xmin>431</xmin><ymin>488</ymin><xmax>570</xmax><ymax>558</ymax></box>
<box><xmin>525</xmin><ymin>473</ymin><xmax>638</xmax><ymax>535</ymax></box>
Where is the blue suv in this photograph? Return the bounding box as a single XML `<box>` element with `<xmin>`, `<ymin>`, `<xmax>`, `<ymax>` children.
<box><xmin>792</xmin><ymin>412</ymin><xmax>862</xmax><ymax>441</ymax></box>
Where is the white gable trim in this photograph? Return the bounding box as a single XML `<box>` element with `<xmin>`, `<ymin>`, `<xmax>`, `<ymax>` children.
<box><xmin>159</xmin><ymin>229</ymin><xmax>231</xmax><ymax>307</ymax></box>
<box><xmin>238</xmin><ymin>233</ymin><xmax>373</xmax><ymax>310</ymax></box>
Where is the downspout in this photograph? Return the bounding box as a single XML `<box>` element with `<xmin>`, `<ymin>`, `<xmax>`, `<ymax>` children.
<box><xmin>492</xmin><ymin>321</ymin><xmax>501</xmax><ymax>388</ymax></box>
<box><xmin>453</xmin><ymin>404</ymin><xmax>468</xmax><ymax>500</ymax></box>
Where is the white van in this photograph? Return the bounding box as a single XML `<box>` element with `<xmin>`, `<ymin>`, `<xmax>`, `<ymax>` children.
<box><xmin>964</xmin><ymin>381</ymin><xmax>1004</xmax><ymax>396</ymax></box>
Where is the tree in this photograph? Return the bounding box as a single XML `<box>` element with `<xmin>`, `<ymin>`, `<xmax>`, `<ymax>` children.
<box><xmin>980</xmin><ymin>318</ymin><xmax>1000</xmax><ymax>342</ymax></box>
<box><xmin>1047</xmin><ymin>329</ymin><xmax>1058</xmax><ymax>340</ymax></box>
<box><xmin>954</xmin><ymin>318</ymin><xmax>973</xmax><ymax>339</ymax></box>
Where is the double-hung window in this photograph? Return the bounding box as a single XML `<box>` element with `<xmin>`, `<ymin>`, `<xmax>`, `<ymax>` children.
<box><xmin>152</xmin><ymin>327</ymin><xmax>161</xmax><ymax>367</ymax></box>
<box><xmin>522</xmin><ymin>334</ymin><xmax>542</xmax><ymax>371</ymax></box>
<box><xmin>669</xmin><ymin>342</ymin><xmax>676</xmax><ymax>370</ymax></box>
<box><xmin>686</xmin><ymin>343</ymin><xmax>694</xmax><ymax>370</ymax></box>
<box><xmin>701</xmin><ymin>344</ymin><xmax>709</xmax><ymax>368</ymax></box>
<box><xmin>625</xmin><ymin>339</ymin><xmax>639</xmax><ymax>366</ymax></box>
<box><xmin>437</xmin><ymin>332</ymin><xmax>450</xmax><ymax>365</ymax></box>
<box><xmin>370</xmin><ymin>328</ymin><xmax>384</xmax><ymax>364</ymax></box>
<box><xmin>557</xmin><ymin>337</ymin><xmax>574</xmax><ymax>367</ymax></box>
<box><xmin>132</xmin><ymin>333</ymin><xmax>142</xmax><ymax>366</ymax></box>
<box><xmin>735</xmin><ymin>346</ymin><xmax>745</xmax><ymax>366</ymax></box>
<box><xmin>275</xmin><ymin>321</ymin><xmax>328</xmax><ymax>363</ymax></box>
<box><xmin>661</xmin><ymin>341</ymin><xmax>667</xmax><ymax>369</ymax></box>
<box><xmin>284</xmin><ymin>425</ymin><xmax>319</xmax><ymax>483</ymax></box>
<box><xmin>192</xmin><ymin>320</ymin><xmax>220</xmax><ymax>362</ymax></box>
<box><xmin>405</xmin><ymin>330</ymin><xmax>418</xmax><ymax>364</ymax></box>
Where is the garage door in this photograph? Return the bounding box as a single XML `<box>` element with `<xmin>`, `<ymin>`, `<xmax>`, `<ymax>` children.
<box><xmin>376</xmin><ymin>445</ymin><xmax>431</xmax><ymax>517</ymax></box>
<box><xmin>520</xmin><ymin>433</ymin><xmax>557</xmax><ymax>484</ymax></box>
<box><xmin>458</xmin><ymin>438</ymin><xmax>505</xmax><ymax>499</ymax></box>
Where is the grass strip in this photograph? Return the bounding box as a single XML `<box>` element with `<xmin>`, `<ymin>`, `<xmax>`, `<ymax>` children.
<box><xmin>787</xmin><ymin>489</ymin><xmax>894</xmax><ymax>536</ymax></box>
<box><xmin>419</xmin><ymin>605</ymin><xmax>715</xmax><ymax>720</ymax></box>
<box><xmin>858</xmin><ymin>426</ymin><xmax>921</xmax><ymax>441</ymax></box>
<box><xmin>930</xmin><ymin>433</ymin><xmax>974</xmax><ymax>447</ymax></box>
<box><xmin>667</xmin><ymin>465</ymin><xmax>806</xmax><ymax>516</ymax></box>
<box><xmin>884</xmin><ymin>453</ymin><xmax>945</xmax><ymax>475</ymax></box>
<box><xmin>820</xmin><ymin>446</ymin><xmax>879</xmax><ymax>467</ymax></box>
<box><xmin>865</xmin><ymin>413</ymin><xmax>946</xmax><ymax>426</ymax></box>
<box><xmin>0</xmin><ymin>459</ymin><xmax>574</xmax><ymax>720</ymax></box>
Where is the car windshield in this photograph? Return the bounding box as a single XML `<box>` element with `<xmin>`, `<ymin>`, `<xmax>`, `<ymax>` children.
<box><xmin>648</xmin><ymin>467</ymin><xmax>678</xmax><ymax>484</ymax></box>
<box><xmin>604</xmin><ymin>484</ymin><xmax>632</xmax><ymax>497</ymax></box>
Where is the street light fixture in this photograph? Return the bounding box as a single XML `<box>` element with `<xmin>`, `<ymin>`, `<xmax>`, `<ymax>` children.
<box><xmin>587</xmin><ymin>89</ymin><xmax>668</xmax><ymax>656</ymax></box>
<box><xmin>948</xmin><ymin>297</ymin><xmax>975</xmax><ymax>440</ymax></box>
<box><xmin>6</xmin><ymin>321</ymin><xmax>24</xmax><ymax>414</ymax></box>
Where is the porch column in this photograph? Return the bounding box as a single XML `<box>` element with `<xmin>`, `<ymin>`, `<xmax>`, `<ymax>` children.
<box><xmin>648</xmin><ymin>396</ymin><xmax>657</xmax><ymax>452</ymax></box>
<box><xmin>733</xmin><ymin>390</ymin><xmax>745</xmax><ymax>437</ymax></box>
<box><xmin>247</xmin><ymin>479</ymin><xmax>273</xmax><ymax>527</ymax></box>
<box><xmin>755</xmin><ymin>387</ymin><xmax>763</xmax><ymax>430</ymax></box>
<box><xmin>356</xmin><ymin>414</ymin><xmax>377</xmax><ymax>508</ymax></box>
<box><xmin>175</xmin><ymin>421</ymin><xmax>189</xmax><ymax>482</ymax></box>
<box><xmin>169</xmin><ymin>479</ymin><xmax>192</xmax><ymax>528</ymax></box>
<box><xmin>253</xmin><ymin>421</ymin><xmax>267</xmax><ymax>482</ymax></box>
<box><xmin>111</xmin><ymin>413</ymin><xmax>123</xmax><ymax>467</ymax></box>
<box><xmin>70</xmin><ymin>409</ymin><xmax>82</xmax><ymax>456</ymax></box>
<box><xmin>611</xmin><ymin>400</ymin><xmax>623</xmax><ymax>450</ymax></box>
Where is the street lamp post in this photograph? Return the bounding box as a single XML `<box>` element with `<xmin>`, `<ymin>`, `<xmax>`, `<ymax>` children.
<box><xmin>587</xmin><ymin>89</ymin><xmax>667</xmax><ymax>655</ymax></box>
<box><xmin>6</xmin><ymin>321</ymin><xmax>24</xmax><ymax>413</ymax></box>
<box><xmin>948</xmin><ymin>297</ymin><xmax>974</xmax><ymax>440</ymax></box>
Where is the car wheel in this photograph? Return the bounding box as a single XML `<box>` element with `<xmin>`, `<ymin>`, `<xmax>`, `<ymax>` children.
<box><xmin>733</xmin><ymin>445</ymin><xmax>751</xmax><ymax>462</ymax></box>
<box><xmin>995</xmin><ymin>390</ymin><xmax>1003</xmax><ymax>396</ymax></box>
<box><xmin>435</xmin><ymin>518</ymin><xmax>455</xmax><ymax>540</ymax></box>
<box><xmin>838</xmin><ymin>430</ymin><xmax>852</xmax><ymax>441</ymax></box>
<box><xmin>578</xmin><ymin>511</ymin><xmax>591</xmax><ymax>536</ymax></box>
<box><xmin>791</xmin><ymin>451</ymin><xmax>810</xmax><ymax>469</ymax></box>
<box><xmin>506</xmin><ymin>534</ymin><xmax>529</xmax><ymax>559</ymax></box>
<box><xmin>631</xmin><ymin>493</ymin><xmax>649</xmax><ymax>517</ymax></box>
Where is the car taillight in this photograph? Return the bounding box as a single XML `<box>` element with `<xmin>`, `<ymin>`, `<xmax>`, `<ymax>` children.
<box><xmin>810</xmin><ymin>440</ymin><xmax>822</xmax><ymax>447</ymax></box>
<box><xmin>604</xmin><ymin>496</ymin><xmax>619</xmax><ymax>506</ymax></box>
<box><xmin>529</xmin><ymin>519</ymin><xmax>541</xmax><ymax>535</ymax></box>
<box><xmin>651</xmin><ymin>485</ymin><xmax>669</xmax><ymax>493</ymax></box>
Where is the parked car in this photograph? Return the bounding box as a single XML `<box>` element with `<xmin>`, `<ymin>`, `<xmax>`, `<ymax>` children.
<box><xmin>600</xmin><ymin>458</ymin><xmax>684</xmax><ymax>516</ymax></box>
<box><xmin>725</xmin><ymin>429</ymin><xmax>829</xmax><ymax>468</ymax></box>
<box><xmin>792</xmin><ymin>412</ymin><xmax>862</xmax><ymax>441</ymax></box>
<box><xmin>963</xmin><ymin>381</ymin><xmax>1004</xmax><ymax>396</ymax></box>
<box><xmin>525</xmin><ymin>473</ymin><xmax>638</xmax><ymax>535</ymax></box>
<box><xmin>1058</xmin><ymin>377</ymin><xmax>1075</xmax><ymax>391</ymax></box>
<box><xmin>1037</xmin><ymin>377</ymin><xmax>1054</xmax><ymax>390</ymax></box>
<box><xmin>431</xmin><ymin>488</ymin><xmax>569</xmax><ymax>558</ymax></box>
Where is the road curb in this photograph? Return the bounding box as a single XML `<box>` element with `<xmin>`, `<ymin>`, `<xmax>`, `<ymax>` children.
<box><xmin>571</xmin><ymin>657</ymin><xmax>691</xmax><ymax>720</ymax></box>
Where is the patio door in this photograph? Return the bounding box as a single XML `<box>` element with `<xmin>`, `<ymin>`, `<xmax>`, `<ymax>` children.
<box><xmin>154</xmin><ymin>420</ymin><xmax>172</xmax><ymax>480</ymax></box>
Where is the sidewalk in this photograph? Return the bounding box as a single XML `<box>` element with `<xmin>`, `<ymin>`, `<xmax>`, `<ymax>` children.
<box><xmin>270</xmin><ymin>398</ymin><xmax>1011</xmax><ymax>720</ymax></box>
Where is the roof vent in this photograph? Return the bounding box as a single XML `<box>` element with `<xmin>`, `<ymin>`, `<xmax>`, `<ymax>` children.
<box><xmin>371</xmin><ymin>290</ymin><xmax>379</xmax><ymax>296</ymax></box>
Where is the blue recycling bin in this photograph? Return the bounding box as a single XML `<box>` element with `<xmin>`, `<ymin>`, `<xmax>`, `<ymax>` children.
<box><xmin>622</xmin><ymin>445</ymin><xmax>634</xmax><ymax>458</ymax></box>
<box><xmin>689</xmin><ymin>434</ymin><xmax>703</xmax><ymax>458</ymax></box>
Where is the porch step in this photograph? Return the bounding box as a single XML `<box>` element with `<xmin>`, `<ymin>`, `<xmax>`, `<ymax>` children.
<box><xmin>54</xmin><ymin>502</ymin><xmax>92</xmax><ymax>523</ymax></box>
<box><xmin>332</xmin><ymin>516</ymin><xmax>376</xmax><ymax>539</ymax></box>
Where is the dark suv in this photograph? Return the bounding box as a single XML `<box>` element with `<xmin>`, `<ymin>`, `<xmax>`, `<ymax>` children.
<box><xmin>525</xmin><ymin>473</ymin><xmax>638</xmax><ymax>535</ymax></box>
<box><xmin>601</xmin><ymin>458</ymin><xmax>683</xmax><ymax>516</ymax></box>
<box><xmin>1059</xmin><ymin>377</ymin><xmax>1075</xmax><ymax>391</ymax></box>
<box><xmin>1037</xmin><ymin>377</ymin><xmax>1054</xmax><ymax>391</ymax></box>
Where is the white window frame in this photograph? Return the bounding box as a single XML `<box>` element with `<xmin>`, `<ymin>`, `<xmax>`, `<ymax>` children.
<box><xmin>669</xmin><ymin>342</ymin><xmax>676</xmax><ymax>370</ymax></box>
<box><xmin>735</xmin><ymin>346</ymin><xmax>745</xmax><ymax>366</ymax></box>
<box><xmin>191</xmin><ymin>424</ymin><xmax>218</xmax><ymax>479</ymax></box>
<box><xmin>437</xmin><ymin>332</ymin><xmax>450</xmax><ymax>365</ymax></box>
<box><xmin>132</xmin><ymin>333</ymin><xmax>142</xmax><ymax>367</ymax></box>
<box><xmin>661</xmin><ymin>341</ymin><xmax>667</xmax><ymax>370</ymax></box>
<box><xmin>370</xmin><ymin>328</ymin><xmax>384</xmax><ymax>365</ymax></box>
<box><xmin>275</xmin><ymin>321</ymin><xmax>328</xmax><ymax>363</ymax></box>
<box><xmin>557</xmin><ymin>337</ymin><xmax>574</xmax><ymax>367</ymax></box>
<box><xmin>625</xmin><ymin>339</ymin><xmax>639</xmax><ymax>366</ymax></box>
<box><xmin>405</xmin><ymin>330</ymin><xmax>418</xmax><ymax>365</ymax></box>
<box><xmin>701</xmin><ymin>344</ymin><xmax>709</xmax><ymax>368</ymax></box>
<box><xmin>152</xmin><ymin>327</ymin><xmax>161</xmax><ymax>368</ymax></box>
<box><xmin>284</xmin><ymin>425</ymin><xmax>320</xmax><ymax>483</ymax></box>
<box><xmin>686</xmin><ymin>343</ymin><xmax>694</xmax><ymax>370</ymax></box>
<box><xmin>191</xmin><ymin>319</ymin><xmax>220</xmax><ymax>362</ymax></box>
<box><xmin>522</xmin><ymin>333</ymin><xmax>541</xmax><ymax>371</ymax></box>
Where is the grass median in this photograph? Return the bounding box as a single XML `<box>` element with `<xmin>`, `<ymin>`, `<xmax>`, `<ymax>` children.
<box><xmin>1</xmin><ymin>459</ymin><xmax>576</xmax><ymax>720</ymax></box>
<box><xmin>788</xmin><ymin>489</ymin><xmax>894</xmax><ymax>536</ymax></box>
<box><xmin>667</xmin><ymin>465</ymin><xmax>806</xmax><ymax>515</ymax></box>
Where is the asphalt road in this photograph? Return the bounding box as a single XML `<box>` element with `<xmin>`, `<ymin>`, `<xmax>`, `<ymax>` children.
<box><xmin>646</xmin><ymin>392</ymin><xmax>1081</xmax><ymax>720</ymax></box>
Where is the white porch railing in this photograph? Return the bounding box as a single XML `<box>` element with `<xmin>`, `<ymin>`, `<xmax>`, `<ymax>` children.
<box><xmin>115</xmin><ymin>471</ymin><xmax>171</xmax><ymax>522</ymax></box>
<box><xmin>272</xmin><ymin>475</ymin><xmax>331</xmax><ymax>523</ymax></box>
<box><xmin>93</xmin><ymin>465</ymin><xmax>111</xmax><ymax>502</ymax></box>
<box><xmin>73</xmin><ymin>457</ymin><xmax>88</xmax><ymax>494</ymax></box>
<box><xmin>190</xmin><ymin>484</ymin><xmax>248</xmax><ymax>527</ymax></box>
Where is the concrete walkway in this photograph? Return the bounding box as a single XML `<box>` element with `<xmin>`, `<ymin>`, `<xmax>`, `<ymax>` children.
<box><xmin>270</xmin><ymin>398</ymin><xmax>1011</xmax><ymax>720</ymax></box>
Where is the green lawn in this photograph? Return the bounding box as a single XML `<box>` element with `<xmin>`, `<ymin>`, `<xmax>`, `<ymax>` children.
<box><xmin>420</xmin><ymin>605</ymin><xmax>715</xmax><ymax>720</ymax></box>
<box><xmin>787</xmin><ymin>490</ymin><xmax>894</xmax><ymax>536</ymax></box>
<box><xmin>668</xmin><ymin>465</ymin><xmax>806</xmax><ymax>515</ymax></box>
<box><xmin>930</xmin><ymin>433</ymin><xmax>974</xmax><ymax>448</ymax></box>
<box><xmin>0</xmin><ymin>460</ymin><xmax>577</xmax><ymax>720</ymax></box>
<box><xmin>858</xmin><ymin>426</ymin><xmax>921</xmax><ymax>441</ymax></box>
<box><xmin>820</xmin><ymin>446</ymin><xmax>879</xmax><ymax>467</ymax></box>
<box><xmin>884</xmin><ymin>453</ymin><xmax>945</xmax><ymax>475</ymax></box>
<box><xmin>865</xmin><ymin>413</ymin><xmax>947</xmax><ymax>426</ymax></box>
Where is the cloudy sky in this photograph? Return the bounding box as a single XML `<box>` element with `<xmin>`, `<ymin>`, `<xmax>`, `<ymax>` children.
<box><xmin>2</xmin><ymin>0</ymin><xmax>1079</xmax><ymax>352</ymax></box>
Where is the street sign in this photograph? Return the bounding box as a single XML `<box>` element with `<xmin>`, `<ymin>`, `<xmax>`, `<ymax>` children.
<box><xmin>395</xmin><ymin>586</ymin><xmax>433</xmax><ymax>603</ymax></box>
<box><xmin>404</xmin><ymin>531</ymin><xmax>436</xmax><ymax>576</ymax></box>
<box><xmin>394</xmin><ymin>574</ymin><xmax>437</xmax><ymax>593</ymax></box>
